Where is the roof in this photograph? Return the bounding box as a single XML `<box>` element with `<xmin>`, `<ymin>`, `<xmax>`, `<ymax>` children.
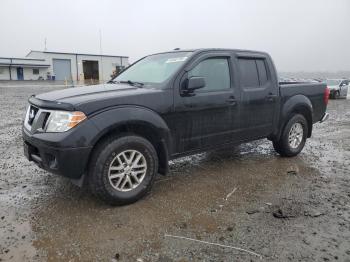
<box><xmin>0</xmin><ymin>63</ymin><xmax>50</xmax><ymax>67</ymax></box>
<box><xmin>0</xmin><ymin>56</ymin><xmax>46</xmax><ymax>61</ymax></box>
<box><xmin>0</xmin><ymin>57</ymin><xmax>50</xmax><ymax>67</ymax></box>
<box><xmin>26</xmin><ymin>50</ymin><xmax>128</xmax><ymax>58</ymax></box>
<box><xmin>149</xmin><ymin>48</ymin><xmax>269</xmax><ymax>57</ymax></box>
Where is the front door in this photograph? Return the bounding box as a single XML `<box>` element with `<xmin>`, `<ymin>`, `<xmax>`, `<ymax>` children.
<box><xmin>172</xmin><ymin>53</ymin><xmax>239</xmax><ymax>154</ymax></box>
<box><xmin>236</xmin><ymin>56</ymin><xmax>277</xmax><ymax>140</ymax></box>
<box><xmin>16</xmin><ymin>67</ymin><xmax>23</xmax><ymax>80</ymax></box>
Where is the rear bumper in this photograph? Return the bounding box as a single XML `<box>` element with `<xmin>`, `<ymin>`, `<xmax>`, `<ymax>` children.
<box><xmin>22</xmin><ymin>127</ymin><xmax>92</xmax><ymax>179</ymax></box>
<box><xmin>319</xmin><ymin>112</ymin><xmax>329</xmax><ymax>123</ymax></box>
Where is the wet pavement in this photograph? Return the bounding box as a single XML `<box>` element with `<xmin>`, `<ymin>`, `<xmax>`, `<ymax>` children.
<box><xmin>0</xmin><ymin>84</ymin><xmax>349</xmax><ymax>261</ymax></box>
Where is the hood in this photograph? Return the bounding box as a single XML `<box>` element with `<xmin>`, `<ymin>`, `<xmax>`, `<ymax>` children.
<box><xmin>31</xmin><ymin>83</ymin><xmax>171</xmax><ymax>115</ymax></box>
<box><xmin>36</xmin><ymin>83</ymin><xmax>139</xmax><ymax>102</ymax></box>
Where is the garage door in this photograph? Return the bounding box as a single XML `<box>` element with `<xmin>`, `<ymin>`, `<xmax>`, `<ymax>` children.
<box><xmin>53</xmin><ymin>59</ymin><xmax>72</xmax><ymax>81</ymax></box>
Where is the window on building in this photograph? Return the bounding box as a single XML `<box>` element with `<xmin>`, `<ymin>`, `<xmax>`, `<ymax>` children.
<box><xmin>33</xmin><ymin>68</ymin><xmax>39</xmax><ymax>75</ymax></box>
<box><xmin>188</xmin><ymin>58</ymin><xmax>231</xmax><ymax>91</ymax></box>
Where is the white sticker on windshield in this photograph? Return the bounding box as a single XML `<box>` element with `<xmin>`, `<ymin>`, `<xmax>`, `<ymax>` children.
<box><xmin>165</xmin><ymin>57</ymin><xmax>188</xmax><ymax>63</ymax></box>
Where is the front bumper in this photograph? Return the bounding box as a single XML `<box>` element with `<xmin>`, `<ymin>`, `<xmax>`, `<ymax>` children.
<box><xmin>22</xmin><ymin>127</ymin><xmax>92</xmax><ymax>179</ymax></box>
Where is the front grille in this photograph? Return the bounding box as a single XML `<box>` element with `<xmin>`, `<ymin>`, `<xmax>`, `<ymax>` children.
<box><xmin>24</xmin><ymin>105</ymin><xmax>51</xmax><ymax>133</ymax></box>
<box><xmin>27</xmin><ymin>105</ymin><xmax>39</xmax><ymax>126</ymax></box>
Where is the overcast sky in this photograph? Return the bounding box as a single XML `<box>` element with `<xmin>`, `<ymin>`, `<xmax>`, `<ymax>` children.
<box><xmin>0</xmin><ymin>0</ymin><xmax>349</xmax><ymax>71</ymax></box>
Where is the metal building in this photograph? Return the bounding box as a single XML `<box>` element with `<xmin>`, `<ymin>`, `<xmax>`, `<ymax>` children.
<box><xmin>0</xmin><ymin>50</ymin><xmax>129</xmax><ymax>82</ymax></box>
<box><xmin>0</xmin><ymin>57</ymin><xmax>50</xmax><ymax>81</ymax></box>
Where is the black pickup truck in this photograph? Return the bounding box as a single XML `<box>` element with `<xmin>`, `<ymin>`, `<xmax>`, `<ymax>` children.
<box><xmin>23</xmin><ymin>49</ymin><xmax>329</xmax><ymax>205</ymax></box>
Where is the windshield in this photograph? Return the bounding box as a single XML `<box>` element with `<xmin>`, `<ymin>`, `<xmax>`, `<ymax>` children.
<box><xmin>113</xmin><ymin>52</ymin><xmax>192</xmax><ymax>84</ymax></box>
<box><xmin>326</xmin><ymin>79</ymin><xmax>341</xmax><ymax>86</ymax></box>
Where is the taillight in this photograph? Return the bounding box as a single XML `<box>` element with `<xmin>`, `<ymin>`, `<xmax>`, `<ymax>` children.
<box><xmin>324</xmin><ymin>87</ymin><xmax>330</xmax><ymax>105</ymax></box>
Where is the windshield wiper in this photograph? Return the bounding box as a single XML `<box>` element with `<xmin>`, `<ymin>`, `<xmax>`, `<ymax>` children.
<box><xmin>110</xmin><ymin>80</ymin><xmax>144</xmax><ymax>87</ymax></box>
<box><xmin>124</xmin><ymin>80</ymin><xmax>144</xmax><ymax>87</ymax></box>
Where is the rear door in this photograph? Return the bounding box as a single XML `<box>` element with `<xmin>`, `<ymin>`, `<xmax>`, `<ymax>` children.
<box><xmin>172</xmin><ymin>52</ymin><xmax>240</xmax><ymax>154</ymax></box>
<box><xmin>235</xmin><ymin>54</ymin><xmax>278</xmax><ymax>140</ymax></box>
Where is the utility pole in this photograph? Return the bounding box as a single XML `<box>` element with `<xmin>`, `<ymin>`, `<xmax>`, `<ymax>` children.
<box><xmin>99</xmin><ymin>29</ymin><xmax>104</xmax><ymax>83</ymax></box>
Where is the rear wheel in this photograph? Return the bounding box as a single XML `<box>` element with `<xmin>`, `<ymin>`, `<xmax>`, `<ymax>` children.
<box><xmin>88</xmin><ymin>135</ymin><xmax>158</xmax><ymax>205</ymax></box>
<box><xmin>273</xmin><ymin>114</ymin><xmax>308</xmax><ymax>157</ymax></box>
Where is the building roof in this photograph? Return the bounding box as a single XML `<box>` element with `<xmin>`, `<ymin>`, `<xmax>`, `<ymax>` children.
<box><xmin>0</xmin><ymin>57</ymin><xmax>50</xmax><ymax>67</ymax></box>
<box><xmin>0</xmin><ymin>56</ymin><xmax>46</xmax><ymax>61</ymax></box>
<box><xmin>0</xmin><ymin>63</ymin><xmax>50</xmax><ymax>67</ymax></box>
<box><xmin>27</xmin><ymin>50</ymin><xmax>128</xmax><ymax>58</ymax></box>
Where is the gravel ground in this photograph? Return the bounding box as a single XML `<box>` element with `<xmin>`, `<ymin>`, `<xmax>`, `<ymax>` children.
<box><xmin>0</xmin><ymin>83</ymin><xmax>349</xmax><ymax>262</ymax></box>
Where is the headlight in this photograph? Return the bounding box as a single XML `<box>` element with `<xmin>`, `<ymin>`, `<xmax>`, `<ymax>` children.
<box><xmin>46</xmin><ymin>111</ymin><xmax>86</xmax><ymax>132</ymax></box>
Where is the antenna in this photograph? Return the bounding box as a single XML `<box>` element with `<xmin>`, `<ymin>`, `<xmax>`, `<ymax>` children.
<box><xmin>44</xmin><ymin>38</ymin><xmax>47</xmax><ymax>51</ymax></box>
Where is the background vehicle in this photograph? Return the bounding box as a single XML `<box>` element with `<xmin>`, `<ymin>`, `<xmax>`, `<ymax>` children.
<box><xmin>22</xmin><ymin>49</ymin><xmax>329</xmax><ymax>205</ymax></box>
<box><xmin>326</xmin><ymin>79</ymin><xmax>349</xmax><ymax>99</ymax></box>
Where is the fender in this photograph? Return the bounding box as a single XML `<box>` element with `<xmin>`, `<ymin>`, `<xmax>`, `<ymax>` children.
<box><xmin>275</xmin><ymin>95</ymin><xmax>313</xmax><ymax>139</ymax></box>
<box><xmin>89</xmin><ymin>105</ymin><xmax>172</xmax><ymax>155</ymax></box>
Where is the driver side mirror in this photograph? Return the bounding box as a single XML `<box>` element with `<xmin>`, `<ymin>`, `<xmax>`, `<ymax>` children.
<box><xmin>181</xmin><ymin>77</ymin><xmax>206</xmax><ymax>96</ymax></box>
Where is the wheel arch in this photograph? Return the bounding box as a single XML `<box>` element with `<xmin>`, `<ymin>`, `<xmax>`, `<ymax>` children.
<box><xmin>289</xmin><ymin>105</ymin><xmax>313</xmax><ymax>137</ymax></box>
<box><xmin>88</xmin><ymin>107</ymin><xmax>172</xmax><ymax>176</ymax></box>
<box><xmin>277</xmin><ymin>95</ymin><xmax>313</xmax><ymax>140</ymax></box>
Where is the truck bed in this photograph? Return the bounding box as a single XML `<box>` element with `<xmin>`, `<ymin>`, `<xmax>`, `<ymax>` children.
<box><xmin>279</xmin><ymin>82</ymin><xmax>327</xmax><ymax>123</ymax></box>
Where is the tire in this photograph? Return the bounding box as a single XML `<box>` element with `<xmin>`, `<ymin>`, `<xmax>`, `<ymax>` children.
<box><xmin>334</xmin><ymin>91</ymin><xmax>340</xmax><ymax>99</ymax></box>
<box><xmin>273</xmin><ymin>114</ymin><xmax>308</xmax><ymax>157</ymax></box>
<box><xmin>88</xmin><ymin>134</ymin><xmax>158</xmax><ymax>205</ymax></box>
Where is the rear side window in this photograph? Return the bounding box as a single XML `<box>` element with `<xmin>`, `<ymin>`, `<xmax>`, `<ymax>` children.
<box><xmin>188</xmin><ymin>58</ymin><xmax>230</xmax><ymax>91</ymax></box>
<box><xmin>238</xmin><ymin>58</ymin><xmax>269</xmax><ymax>88</ymax></box>
<box><xmin>256</xmin><ymin>59</ymin><xmax>268</xmax><ymax>85</ymax></box>
<box><xmin>238</xmin><ymin>58</ymin><xmax>259</xmax><ymax>88</ymax></box>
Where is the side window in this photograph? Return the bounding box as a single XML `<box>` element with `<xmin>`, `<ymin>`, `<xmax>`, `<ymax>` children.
<box><xmin>256</xmin><ymin>59</ymin><xmax>268</xmax><ymax>85</ymax></box>
<box><xmin>238</xmin><ymin>58</ymin><xmax>269</xmax><ymax>88</ymax></box>
<box><xmin>341</xmin><ymin>80</ymin><xmax>349</xmax><ymax>86</ymax></box>
<box><xmin>188</xmin><ymin>58</ymin><xmax>230</xmax><ymax>91</ymax></box>
<box><xmin>238</xmin><ymin>58</ymin><xmax>259</xmax><ymax>88</ymax></box>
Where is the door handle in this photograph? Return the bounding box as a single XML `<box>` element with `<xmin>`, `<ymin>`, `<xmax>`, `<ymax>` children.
<box><xmin>266</xmin><ymin>93</ymin><xmax>277</xmax><ymax>101</ymax></box>
<box><xmin>226</xmin><ymin>96</ymin><xmax>237</xmax><ymax>105</ymax></box>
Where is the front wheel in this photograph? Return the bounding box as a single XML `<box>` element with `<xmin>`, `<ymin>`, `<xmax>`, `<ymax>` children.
<box><xmin>88</xmin><ymin>135</ymin><xmax>158</xmax><ymax>205</ymax></box>
<box><xmin>273</xmin><ymin>114</ymin><xmax>308</xmax><ymax>157</ymax></box>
